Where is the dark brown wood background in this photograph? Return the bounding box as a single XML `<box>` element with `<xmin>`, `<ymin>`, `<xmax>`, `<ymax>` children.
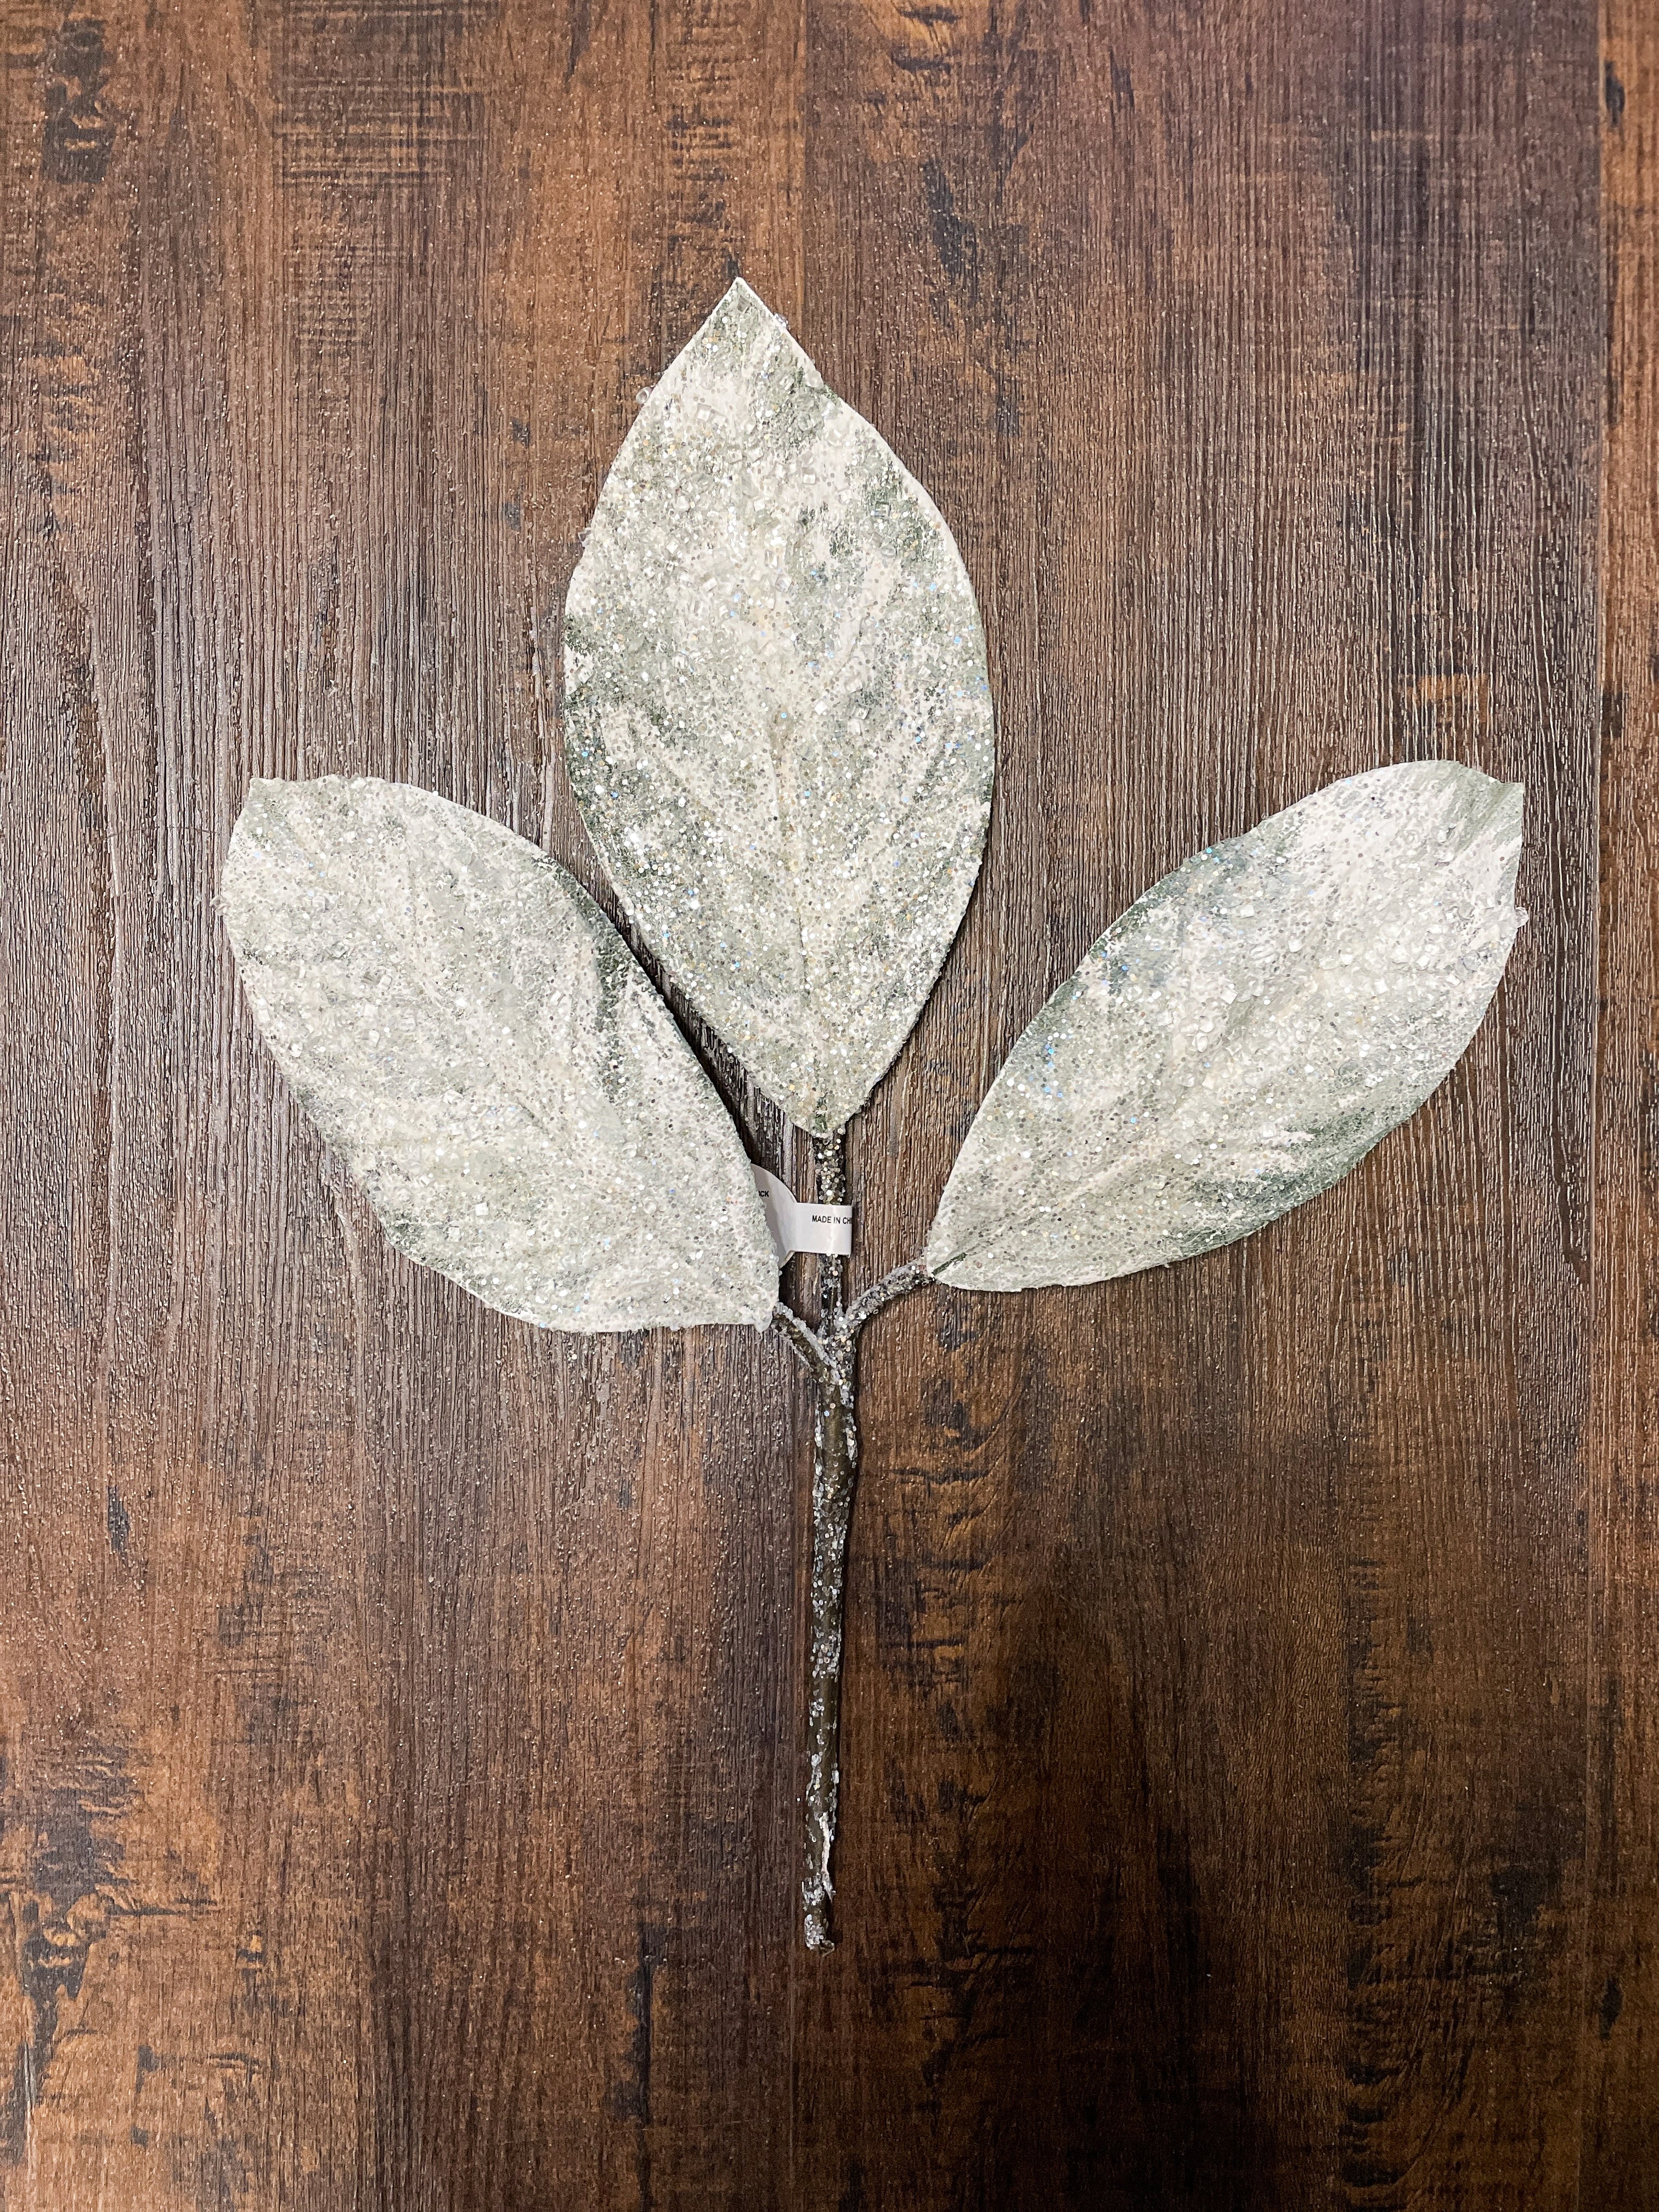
<box><xmin>1</xmin><ymin>0</ymin><xmax>1652</xmax><ymax>2203</ymax></box>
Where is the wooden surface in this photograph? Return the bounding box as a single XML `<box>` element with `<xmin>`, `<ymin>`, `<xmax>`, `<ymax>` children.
<box><xmin>0</xmin><ymin>0</ymin><xmax>1648</xmax><ymax>2204</ymax></box>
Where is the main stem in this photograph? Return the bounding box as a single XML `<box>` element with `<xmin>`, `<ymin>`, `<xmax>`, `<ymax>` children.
<box><xmin>781</xmin><ymin>1132</ymin><xmax>928</xmax><ymax>1953</ymax></box>
<box><xmin>804</xmin><ymin>1130</ymin><xmax>851</xmax><ymax>1953</ymax></box>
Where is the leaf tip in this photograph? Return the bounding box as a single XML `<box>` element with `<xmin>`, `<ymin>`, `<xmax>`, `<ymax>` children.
<box><xmin>223</xmin><ymin>779</ymin><xmax>289</xmax><ymax>933</ymax></box>
<box><xmin>234</xmin><ymin>772</ymin><xmax>290</xmax><ymax>831</ymax></box>
<box><xmin>1468</xmin><ymin>770</ymin><xmax>1526</xmax><ymax>906</ymax></box>
<box><xmin>704</xmin><ymin>273</ymin><xmax>785</xmax><ymax>345</ymax></box>
<box><xmin>234</xmin><ymin>772</ymin><xmax>343</xmax><ymax>845</ymax></box>
<box><xmin>693</xmin><ymin>275</ymin><xmax>821</xmax><ymax>392</ymax></box>
<box><xmin>719</xmin><ymin>272</ymin><xmax>770</xmax><ymax>313</ymax></box>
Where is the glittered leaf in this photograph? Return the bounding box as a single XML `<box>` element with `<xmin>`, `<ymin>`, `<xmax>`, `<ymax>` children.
<box><xmin>926</xmin><ymin>762</ymin><xmax>1525</xmax><ymax>1292</ymax></box>
<box><xmin>223</xmin><ymin>777</ymin><xmax>777</xmax><ymax>1332</ymax></box>
<box><xmin>564</xmin><ymin>278</ymin><xmax>995</xmax><ymax>1136</ymax></box>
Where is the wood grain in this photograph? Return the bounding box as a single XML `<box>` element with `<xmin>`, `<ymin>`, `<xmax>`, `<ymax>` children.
<box><xmin>0</xmin><ymin>0</ymin><xmax>1635</xmax><ymax>2203</ymax></box>
<box><xmin>1583</xmin><ymin>2</ymin><xmax>1659</xmax><ymax>2200</ymax></box>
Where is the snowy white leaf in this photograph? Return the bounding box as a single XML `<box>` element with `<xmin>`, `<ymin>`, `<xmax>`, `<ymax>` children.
<box><xmin>565</xmin><ymin>278</ymin><xmax>995</xmax><ymax>1136</ymax></box>
<box><xmin>926</xmin><ymin>762</ymin><xmax>1525</xmax><ymax>1292</ymax></box>
<box><xmin>223</xmin><ymin>777</ymin><xmax>777</xmax><ymax>1332</ymax></box>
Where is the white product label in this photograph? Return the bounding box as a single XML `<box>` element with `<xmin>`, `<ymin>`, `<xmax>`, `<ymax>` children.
<box><xmin>752</xmin><ymin>1167</ymin><xmax>853</xmax><ymax>1265</ymax></box>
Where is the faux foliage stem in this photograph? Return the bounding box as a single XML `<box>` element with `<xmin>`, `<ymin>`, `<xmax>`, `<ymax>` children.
<box><xmin>804</xmin><ymin>1127</ymin><xmax>850</xmax><ymax>1951</ymax></box>
<box><xmin>803</xmin><ymin>1330</ymin><xmax>856</xmax><ymax>1951</ymax></box>
<box><xmin>774</xmin><ymin>1131</ymin><xmax>934</xmax><ymax>1951</ymax></box>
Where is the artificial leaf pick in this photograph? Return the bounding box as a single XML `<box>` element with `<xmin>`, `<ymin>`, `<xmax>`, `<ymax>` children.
<box><xmin>222</xmin><ymin>280</ymin><xmax>1527</xmax><ymax>1957</ymax></box>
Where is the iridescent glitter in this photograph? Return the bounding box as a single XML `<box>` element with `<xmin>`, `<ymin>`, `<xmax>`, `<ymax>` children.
<box><xmin>564</xmin><ymin>279</ymin><xmax>995</xmax><ymax>1135</ymax></box>
<box><xmin>222</xmin><ymin>777</ymin><xmax>777</xmax><ymax>1331</ymax></box>
<box><xmin>927</xmin><ymin>763</ymin><xmax>1525</xmax><ymax>1291</ymax></box>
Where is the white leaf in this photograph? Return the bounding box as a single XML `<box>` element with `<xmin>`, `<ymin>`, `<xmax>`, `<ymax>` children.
<box><xmin>926</xmin><ymin>762</ymin><xmax>1525</xmax><ymax>1292</ymax></box>
<box><xmin>565</xmin><ymin>278</ymin><xmax>995</xmax><ymax>1136</ymax></box>
<box><xmin>222</xmin><ymin>777</ymin><xmax>778</xmax><ymax>1333</ymax></box>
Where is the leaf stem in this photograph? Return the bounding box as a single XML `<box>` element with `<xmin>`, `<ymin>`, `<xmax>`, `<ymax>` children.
<box><xmin>771</xmin><ymin>1299</ymin><xmax>833</xmax><ymax>1386</ymax></box>
<box><xmin>843</xmin><ymin>1258</ymin><xmax>930</xmax><ymax>1339</ymax></box>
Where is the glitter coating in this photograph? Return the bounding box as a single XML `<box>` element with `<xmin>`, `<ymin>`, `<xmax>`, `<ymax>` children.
<box><xmin>222</xmin><ymin>777</ymin><xmax>778</xmax><ymax>1332</ymax></box>
<box><xmin>564</xmin><ymin>279</ymin><xmax>995</xmax><ymax>1135</ymax></box>
<box><xmin>926</xmin><ymin>762</ymin><xmax>1525</xmax><ymax>1291</ymax></box>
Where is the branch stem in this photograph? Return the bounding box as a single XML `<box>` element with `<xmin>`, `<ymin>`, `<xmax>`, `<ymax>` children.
<box><xmin>781</xmin><ymin>1131</ymin><xmax>932</xmax><ymax>1951</ymax></box>
<box><xmin>802</xmin><ymin>1338</ymin><xmax>856</xmax><ymax>1951</ymax></box>
<box><xmin>843</xmin><ymin>1259</ymin><xmax>930</xmax><ymax>1338</ymax></box>
<box><xmin>771</xmin><ymin>1299</ymin><xmax>833</xmax><ymax>1385</ymax></box>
